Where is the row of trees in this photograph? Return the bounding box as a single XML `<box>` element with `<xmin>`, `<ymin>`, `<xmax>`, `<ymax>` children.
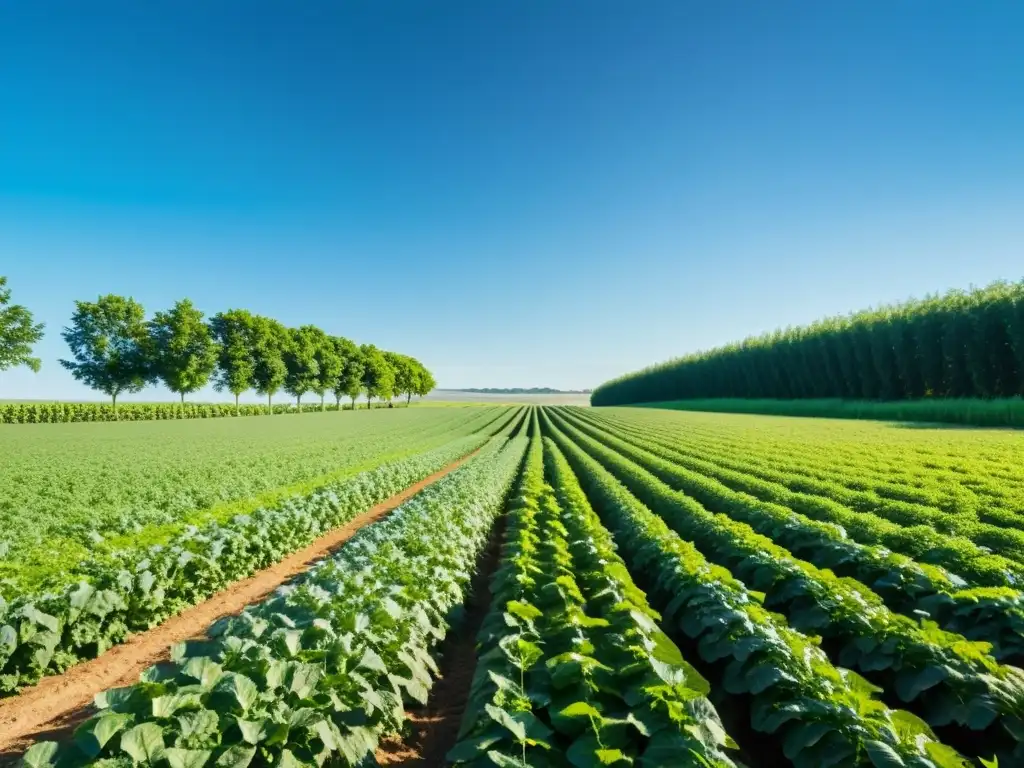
<box><xmin>592</xmin><ymin>280</ymin><xmax>1024</xmax><ymax>407</ymax></box>
<box><xmin>0</xmin><ymin>278</ymin><xmax>435</xmax><ymax>410</ymax></box>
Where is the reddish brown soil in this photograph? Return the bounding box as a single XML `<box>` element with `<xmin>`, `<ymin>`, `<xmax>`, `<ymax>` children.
<box><xmin>0</xmin><ymin>451</ymin><xmax>478</xmax><ymax>763</ymax></box>
<box><xmin>375</xmin><ymin>513</ymin><xmax>505</xmax><ymax>767</ymax></box>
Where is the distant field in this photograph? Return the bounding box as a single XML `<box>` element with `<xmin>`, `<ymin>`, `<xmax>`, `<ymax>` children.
<box><xmin>423</xmin><ymin>388</ymin><xmax>591</xmax><ymax>405</ymax></box>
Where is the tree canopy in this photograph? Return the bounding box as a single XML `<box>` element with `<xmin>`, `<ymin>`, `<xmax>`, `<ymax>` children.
<box><xmin>59</xmin><ymin>295</ymin><xmax>151</xmax><ymax>410</ymax></box>
<box><xmin>0</xmin><ymin>276</ymin><xmax>45</xmax><ymax>378</ymax></box>
<box><xmin>149</xmin><ymin>299</ymin><xmax>218</xmax><ymax>403</ymax></box>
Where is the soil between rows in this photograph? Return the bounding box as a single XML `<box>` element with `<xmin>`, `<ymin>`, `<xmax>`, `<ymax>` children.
<box><xmin>0</xmin><ymin>450</ymin><xmax>479</xmax><ymax>763</ymax></box>
<box><xmin>374</xmin><ymin>508</ymin><xmax>506</xmax><ymax>766</ymax></box>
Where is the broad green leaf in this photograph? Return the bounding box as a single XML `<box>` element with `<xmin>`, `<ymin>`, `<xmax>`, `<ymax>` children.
<box><xmin>74</xmin><ymin>712</ymin><xmax>134</xmax><ymax>757</ymax></box>
<box><xmin>166</xmin><ymin>748</ymin><xmax>213</xmax><ymax>768</ymax></box>
<box><xmin>214</xmin><ymin>744</ymin><xmax>257</xmax><ymax>768</ymax></box>
<box><xmin>120</xmin><ymin>723</ymin><xmax>168</xmax><ymax>764</ymax></box>
<box><xmin>20</xmin><ymin>742</ymin><xmax>59</xmax><ymax>768</ymax></box>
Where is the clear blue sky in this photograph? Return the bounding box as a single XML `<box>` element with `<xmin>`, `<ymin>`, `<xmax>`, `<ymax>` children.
<box><xmin>2</xmin><ymin>1</ymin><xmax>1022</xmax><ymax>401</ymax></box>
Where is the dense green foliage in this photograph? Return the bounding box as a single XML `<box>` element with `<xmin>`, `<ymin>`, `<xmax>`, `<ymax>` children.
<box><xmin>5</xmin><ymin>286</ymin><xmax>435</xmax><ymax>411</ymax></box>
<box><xmin>636</xmin><ymin>397</ymin><xmax>1024</xmax><ymax>428</ymax></box>
<box><xmin>23</xmin><ymin>428</ymin><xmax>526</xmax><ymax>767</ymax></box>
<box><xmin>449</xmin><ymin>420</ymin><xmax>738</xmax><ymax>766</ymax></box>
<box><xmin>548</xmin><ymin>409</ymin><xmax>1024</xmax><ymax>763</ymax></box>
<box><xmin>0</xmin><ymin>276</ymin><xmax>45</xmax><ymax>375</ymax></box>
<box><xmin>592</xmin><ymin>280</ymin><xmax>1024</xmax><ymax>408</ymax></box>
<box><xmin>0</xmin><ymin>433</ymin><xmax>490</xmax><ymax>694</ymax></box>
<box><xmin>541</xmin><ymin>410</ymin><xmax>972</xmax><ymax>767</ymax></box>
<box><xmin>14</xmin><ymin>405</ymin><xmax>1024</xmax><ymax>766</ymax></box>
<box><xmin>0</xmin><ymin>401</ymin><xmax>407</xmax><ymax>425</ymax></box>
<box><xmin>59</xmin><ymin>295</ymin><xmax>152</xmax><ymax>408</ymax></box>
<box><xmin>0</xmin><ymin>407</ymin><xmax>512</xmax><ymax>597</ymax></box>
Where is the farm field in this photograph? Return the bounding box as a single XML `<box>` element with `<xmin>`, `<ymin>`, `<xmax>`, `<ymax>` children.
<box><xmin>7</xmin><ymin>405</ymin><xmax>1024</xmax><ymax>768</ymax></box>
<box><xmin>0</xmin><ymin>407</ymin><xmax>513</xmax><ymax>594</ymax></box>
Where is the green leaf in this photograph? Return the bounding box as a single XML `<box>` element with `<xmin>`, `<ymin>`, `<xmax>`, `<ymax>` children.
<box><xmin>506</xmin><ymin>600</ymin><xmax>543</xmax><ymax>622</ymax></box>
<box><xmin>166</xmin><ymin>748</ymin><xmax>213</xmax><ymax>768</ymax></box>
<box><xmin>120</xmin><ymin>723</ymin><xmax>168</xmax><ymax>764</ymax></box>
<box><xmin>74</xmin><ymin>712</ymin><xmax>134</xmax><ymax>758</ymax></box>
<box><xmin>215</xmin><ymin>673</ymin><xmax>258</xmax><ymax>712</ymax></box>
<box><xmin>864</xmin><ymin>740</ymin><xmax>907</xmax><ymax>768</ymax></box>
<box><xmin>214</xmin><ymin>745</ymin><xmax>257</xmax><ymax>768</ymax></box>
<box><xmin>486</xmin><ymin>751</ymin><xmax>531</xmax><ymax>768</ymax></box>
<box><xmin>558</xmin><ymin>701</ymin><xmax>602</xmax><ymax>720</ymax></box>
<box><xmin>20</xmin><ymin>742</ymin><xmax>59</xmax><ymax>768</ymax></box>
<box><xmin>485</xmin><ymin>704</ymin><xmax>527</xmax><ymax>741</ymax></box>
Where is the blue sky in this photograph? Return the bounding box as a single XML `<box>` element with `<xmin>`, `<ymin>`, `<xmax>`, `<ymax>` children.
<box><xmin>2</xmin><ymin>1</ymin><xmax>1023</xmax><ymax>401</ymax></box>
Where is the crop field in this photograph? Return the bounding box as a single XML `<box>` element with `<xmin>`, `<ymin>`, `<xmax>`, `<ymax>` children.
<box><xmin>6</xmin><ymin>405</ymin><xmax>1024</xmax><ymax>768</ymax></box>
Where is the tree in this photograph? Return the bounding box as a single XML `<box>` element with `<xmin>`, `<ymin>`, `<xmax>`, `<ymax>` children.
<box><xmin>59</xmin><ymin>294</ymin><xmax>151</xmax><ymax>412</ymax></box>
<box><xmin>283</xmin><ymin>325</ymin><xmax>322</xmax><ymax>410</ymax></box>
<box><xmin>413</xmin><ymin>362</ymin><xmax>436</xmax><ymax>402</ymax></box>
<box><xmin>385</xmin><ymin>352</ymin><xmax>416</xmax><ymax>406</ymax></box>
<box><xmin>148</xmin><ymin>299</ymin><xmax>218</xmax><ymax>405</ymax></box>
<box><xmin>0</xmin><ymin>276</ymin><xmax>45</xmax><ymax>381</ymax></box>
<box><xmin>311</xmin><ymin>328</ymin><xmax>342</xmax><ymax>411</ymax></box>
<box><xmin>360</xmin><ymin>344</ymin><xmax>394</xmax><ymax>410</ymax></box>
<box><xmin>332</xmin><ymin>337</ymin><xmax>364</xmax><ymax>410</ymax></box>
<box><xmin>250</xmin><ymin>315</ymin><xmax>290</xmax><ymax>412</ymax></box>
<box><xmin>209</xmin><ymin>309</ymin><xmax>257</xmax><ymax>412</ymax></box>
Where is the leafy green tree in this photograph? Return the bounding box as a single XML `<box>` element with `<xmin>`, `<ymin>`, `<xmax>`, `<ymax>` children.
<box><xmin>311</xmin><ymin>328</ymin><xmax>342</xmax><ymax>411</ymax></box>
<box><xmin>361</xmin><ymin>344</ymin><xmax>394</xmax><ymax>409</ymax></box>
<box><xmin>0</xmin><ymin>276</ymin><xmax>45</xmax><ymax>382</ymax></box>
<box><xmin>209</xmin><ymin>309</ymin><xmax>257</xmax><ymax>412</ymax></box>
<box><xmin>385</xmin><ymin>351</ymin><xmax>415</xmax><ymax>406</ymax></box>
<box><xmin>414</xmin><ymin>362</ymin><xmax>436</xmax><ymax>401</ymax></box>
<box><xmin>250</xmin><ymin>315</ymin><xmax>290</xmax><ymax>412</ymax></box>
<box><xmin>148</xmin><ymin>299</ymin><xmax>218</xmax><ymax>405</ymax></box>
<box><xmin>332</xmin><ymin>337</ymin><xmax>364</xmax><ymax>410</ymax></box>
<box><xmin>59</xmin><ymin>294</ymin><xmax>151</xmax><ymax>413</ymax></box>
<box><xmin>283</xmin><ymin>325</ymin><xmax>322</xmax><ymax>409</ymax></box>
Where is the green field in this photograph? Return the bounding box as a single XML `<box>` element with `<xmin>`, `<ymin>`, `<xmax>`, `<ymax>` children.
<box><xmin>10</xmin><ymin>405</ymin><xmax>1024</xmax><ymax>767</ymax></box>
<box><xmin>0</xmin><ymin>406</ymin><xmax>509</xmax><ymax>595</ymax></box>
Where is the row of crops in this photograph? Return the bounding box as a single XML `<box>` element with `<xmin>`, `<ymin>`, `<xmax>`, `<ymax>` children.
<box><xmin>0</xmin><ymin>408</ymin><xmax>520</xmax><ymax>692</ymax></box>
<box><xmin>0</xmin><ymin>402</ymin><xmax>382</xmax><ymax>425</ymax></box>
<box><xmin>13</xmin><ymin>405</ymin><xmax>1024</xmax><ymax>766</ymax></box>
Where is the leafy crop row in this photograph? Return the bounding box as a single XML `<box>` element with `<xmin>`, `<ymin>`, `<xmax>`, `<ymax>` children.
<box><xmin>611</xmin><ymin>410</ymin><xmax>1024</xmax><ymax>520</ymax></box>
<box><xmin>23</xmin><ymin>432</ymin><xmax>527</xmax><ymax>767</ymax></box>
<box><xmin>539</xmin><ymin>411</ymin><xmax>971</xmax><ymax>767</ymax></box>
<box><xmin>565</xmin><ymin>409</ymin><xmax>1024</xmax><ymax>662</ymax></box>
<box><xmin>0</xmin><ymin>403</ymin><xmax>352</xmax><ymax>425</ymax></box>
<box><xmin>449</xmin><ymin>422</ymin><xmax>738</xmax><ymax>766</ymax></box>
<box><xmin>585</xmin><ymin>409</ymin><xmax>1024</xmax><ymax>566</ymax></box>
<box><xmin>546</xmin><ymin>410</ymin><xmax>1024</xmax><ymax>763</ymax></box>
<box><xmin>0</xmin><ymin>432</ymin><xmax>491</xmax><ymax>695</ymax></box>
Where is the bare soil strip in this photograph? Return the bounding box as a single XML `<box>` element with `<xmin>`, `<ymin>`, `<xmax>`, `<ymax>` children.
<box><xmin>375</xmin><ymin>511</ymin><xmax>506</xmax><ymax>766</ymax></box>
<box><xmin>0</xmin><ymin>451</ymin><xmax>478</xmax><ymax>761</ymax></box>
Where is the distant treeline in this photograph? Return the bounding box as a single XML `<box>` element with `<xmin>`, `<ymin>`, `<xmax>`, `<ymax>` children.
<box><xmin>0</xmin><ymin>276</ymin><xmax>436</xmax><ymax>413</ymax></box>
<box><xmin>451</xmin><ymin>387</ymin><xmax>592</xmax><ymax>395</ymax></box>
<box><xmin>592</xmin><ymin>280</ymin><xmax>1024</xmax><ymax>407</ymax></box>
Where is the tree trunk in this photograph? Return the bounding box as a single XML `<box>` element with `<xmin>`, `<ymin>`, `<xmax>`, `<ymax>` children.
<box><xmin>297</xmin><ymin>394</ymin><xmax>302</xmax><ymax>412</ymax></box>
<box><xmin>335</xmin><ymin>394</ymin><xmax>341</xmax><ymax>409</ymax></box>
<box><xmin>321</xmin><ymin>393</ymin><xmax>326</xmax><ymax>412</ymax></box>
<box><xmin>180</xmin><ymin>392</ymin><xmax>185</xmax><ymax>406</ymax></box>
<box><xmin>268</xmin><ymin>393</ymin><xmax>272</xmax><ymax>413</ymax></box>
<box><xmin>112</xmin><ymin>391</ymin><xmax>118</xmax><ymax>420</ymax></box>
<box><xmin>235</xmin><ymin>392</ymin><xmax>240</xmax><ymax>415</ymax></box>
<box><xmin>350</xmin><ymin>395</ymin><xmax>356</xmax><ymax>411</ymax></box>
<box><xmin>406</xmin><ymin>392</ymin><xmax>412</xmax><ymax>406</ymax></box>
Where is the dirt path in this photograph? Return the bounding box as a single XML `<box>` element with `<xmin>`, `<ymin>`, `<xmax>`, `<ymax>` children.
<box><xmin>0</xmin><ymin>451</ymin><xmax>478</xmax><ymax>761</ymax></box>
<box><xmin>375</xmin><ymin>512</ymin><xmax>506</xmax><ymax>766</ymax></box>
